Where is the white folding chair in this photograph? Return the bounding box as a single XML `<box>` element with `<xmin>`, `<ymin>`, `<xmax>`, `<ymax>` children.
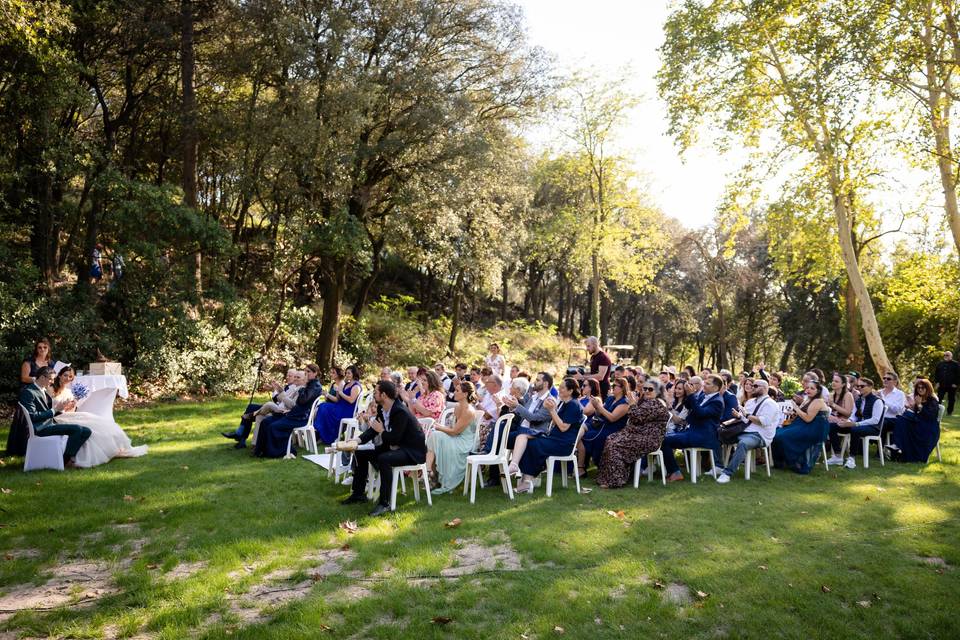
<box><xmin>633</xmin><ymin>449</ymin><xmax>666</xmax><ymax>487</ymax></box>
<box><xmin>543</xmin><ymin>424</ymin><xmax>587</xmax><ymax>497</ymax></box>
<box><xmin>364</xmin><ymin>461</ymin><xmax>433</xmax><ymax>511</ymax></box>
<box><xmin>285</xmin><ymin>396</ymin><xmax>324</xmax><ymax>459</ymax></box>
<box><xmin>76</xmin><ymin>387</ymin><xmax>118</xmax><ymax>421</ymax></box>
<box><xmin>20</xmin><ymin>403</ymin><xmax>68</xmax><ymax>472</ymax></box>
<box><xmin>682</xmin><ymin>447</ymin><xmax>716</xmax><ymax>483</ymax></box>
<box><xmin>933</xmin><ymin>404</ymin><xmax>946</xmax><ymax>462</ymax></box>
<box><xmin>463</xmin><ymin>414</ymin><xmax>515</xmax><ymax>503</ymax></box>
<box><xmin>326</xmin><ymin>418</ymin><xmax>360</xmax><ymax>481</ymax></box>
<box><xmin>722</xmin><ymin>441</ymin><xmax>772</xmax><ymax>480</ymax></box>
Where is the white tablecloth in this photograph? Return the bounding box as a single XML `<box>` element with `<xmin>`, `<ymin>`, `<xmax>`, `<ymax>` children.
<box><xmin>73</xmin><ymin>374</ymin><xmax>129</xmax><ymax>400</ymax></box>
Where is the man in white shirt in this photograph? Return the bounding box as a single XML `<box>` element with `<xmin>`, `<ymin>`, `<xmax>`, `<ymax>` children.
<box><xmin>879</xmin><ymin>371</ymin><xmax>906</xmax><ymax>442</ymax></box>
<box><xmin>717</xmin><ymin>380</ymin><xmax>780</xmax><ymax>483</ymax></box>
<box><xmin>478</xmin><ymin>374</ymin><xmax>507</xmax><ymax>424</ymax></box>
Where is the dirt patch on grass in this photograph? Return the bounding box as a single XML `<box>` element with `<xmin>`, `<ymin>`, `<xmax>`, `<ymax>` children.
<box><xmin>661</xmin><ymin>583</ymin><xmax>693</xmax><ymax>606</ymax></box>
<box><xmin>3</xmin><ymin>549</ymin><xmax>41</xmax><ymax>561</ymax></box>
<box><xmin>914</xmin><ymin>555</ymin><xmax>950</xmax><ymax>568</ymax></box>
<box><xmin>440</xmin><ymin>539</ymin><xmax>522</xmax><ymax>577</ymax></box>
<box><xmin>0</xmin><ymin>559</ymin><xmax>117</xmax><ymax>621</ymax></box>
<box><xmin>164</xmin><ymin>560</ymin><xmax>208</xmax><ymax>580</ymax></box>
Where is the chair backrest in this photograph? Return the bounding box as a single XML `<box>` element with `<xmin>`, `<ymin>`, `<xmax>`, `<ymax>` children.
<box><xmin>77</xmin><ymin>387</ymin><xmax>117</xmax><ymax>418</ymax></box>
<box><xmin>418</xmin><ymin>417</ymin><xmax>435</xmax><ymax>432</ymax></box>
<box><xmin>305</xmin><ymin>394</ymin><xmax>324</xmax><ymax>428</ymax></box>
<box><xmin>352</xmin><ymin>386</ymin><xmax>368</xmax><ymax>419</ymax></box>
<box><xmin>568</xmin><ymin>424</ymin><xmax>587</xmax><ymax>457</ymax></box>
<box><xmin>438</xmin><ymin>408</ymin><xmax>455</xmax><ymax>429</ymax></box>
<box><xmin>493</xmin><ymin>414</ymin><xmax>514</xmax><ymax>460</ymax></box>
<box><xmin>17</xmin><ymin>403</ymin><xmax>36</xmax><ymax>437</ymax></box>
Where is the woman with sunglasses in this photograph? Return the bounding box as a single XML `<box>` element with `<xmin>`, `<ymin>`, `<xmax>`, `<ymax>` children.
<box><xmin>578</xmin><ymin>377</ymin><xmax>630</xmax><ymax>477</ymax></box>
<box><xmin>887</xmin><ymin>379</ymin><xmax>941</xmax><ymax>462</ymax></box>
<box><xmin>596</xmin><ymin>379</ymin><xmax>670</xmax><ymax>488</ymax></box>
<box><xmin>579</xmin><ymin>379</ymin><xmax>601</xmax><ymax>424</ymax></box>
<box><xmin>772</xmin><ymin>380</ymin><xmax>830</xmax><ymax>474</ymax></box>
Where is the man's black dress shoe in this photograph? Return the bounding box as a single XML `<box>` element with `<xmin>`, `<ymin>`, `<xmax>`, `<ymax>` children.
<box><xmin>482</xmin><ymin>478</ymin><xmax>500</xmax><ymax>489</ymax></box>
<box><xmin>340</xmin><ymin>494</ymin><xmax>369</xmax><ymax>505</ymax></box>
<box><xmin>222</xmin><ymin>431</ymin><xmax>240</xmax><ymax>440</ymax></box>
<box><xmin>369</xmin><ymin>503</ymin><xmax>391</xmax><ymax>517</ymax></box>
<box><xmin>233</xmin><ymin>442</ymin><xmax>247</xmax><ymax>449</ymax></box>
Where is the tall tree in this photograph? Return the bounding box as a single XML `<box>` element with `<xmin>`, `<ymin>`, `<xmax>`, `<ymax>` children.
<box><xmin>659</xmin><ymin>0</ymin><xmax>894</xmax><ymax>374</ymax></box>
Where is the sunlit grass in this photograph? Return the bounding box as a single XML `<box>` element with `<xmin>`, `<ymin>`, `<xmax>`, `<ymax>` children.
<box><xmin>0</xmin><ymin>398</ymin><xmax>958</xmax><ymax>638</ymax></box>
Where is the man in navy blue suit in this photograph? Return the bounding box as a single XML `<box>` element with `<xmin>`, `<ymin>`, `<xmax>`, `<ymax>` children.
<box><xmin>661</xmin><ymin>374</ymin><xmax>725</xmax><ymax>482</ymax></box>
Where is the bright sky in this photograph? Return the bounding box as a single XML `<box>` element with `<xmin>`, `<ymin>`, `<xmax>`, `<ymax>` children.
<box><xmin>517</xmin><ymin>0</ymin><xmax>744</xmax><ymax>229</ymax></box>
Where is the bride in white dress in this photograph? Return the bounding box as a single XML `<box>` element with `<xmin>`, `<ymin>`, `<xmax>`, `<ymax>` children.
<box><xmin>51</xmin><ymin>367</ymin><xmax>148</xmax><ymax>467</ymax></box>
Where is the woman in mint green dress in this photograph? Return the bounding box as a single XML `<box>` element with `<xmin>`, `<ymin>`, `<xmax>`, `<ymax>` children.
<box><xmin>427</xmin><ymin>380</ymin><xmax>481</xmax><ymax>494</ymax></box>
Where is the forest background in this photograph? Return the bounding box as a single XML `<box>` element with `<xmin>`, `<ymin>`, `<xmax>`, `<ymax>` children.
<box><xmin>2</xmin><ymin>0</ymin><xmax>958</xmax><ymax>401</ymax></box>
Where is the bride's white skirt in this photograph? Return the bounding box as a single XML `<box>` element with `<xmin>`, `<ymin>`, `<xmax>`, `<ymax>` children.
<box><xmin>54</xmin><ymin>411</ymin><xmax>148</xmax><ymax>467</ymax></box>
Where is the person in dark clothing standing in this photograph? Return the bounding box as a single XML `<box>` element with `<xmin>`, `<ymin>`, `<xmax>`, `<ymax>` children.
<box><xmin>934</xmin><ymin>351</ymin><xmax>960</xmax><ymax>415</ymax></box>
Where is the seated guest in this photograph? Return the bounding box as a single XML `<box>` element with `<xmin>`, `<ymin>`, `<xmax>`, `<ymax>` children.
<box><xmin>316</xmin><ymin>365</ymin><xmax>363</xmax><ymax>444</ymax></box>
<box><xmin>50</xmin><ymin>367</ymin><xmax>148</xmax><ymax>467</ymax></box>
<box><xmin>658</xmin><ymin>368</ymin><xmax>675</xmax><ymax>393</ymax></box>
<box><xmin>667</xmin><ymin>378</ymin><xmax>693</xmax><ymax>433</ymax></box>
<box><xmin>434</xmin><ymin>362</ymin><xmax>453</xmax><ymax>393</ymax></box>
<box><xmin>828</xmin><ymin>377</ymin><xmax>884</xmax><ymax>469</ymax></box>
<box><xmin>766</xmin><ymin>371</ymin><xmax>786</xmax><ymax>402</ymax></box>
<box><xmin>468</xmin><ymin>366</ymin><xmax>483</xmax><ymax>387</ymax></box>
<box><xmin>404</xmin><ymin>367</ymin><xmax>420</xmax><ymax>392</ymax></box>
<box><xmin>879</xmin><ymin>371</ymin><xmax>906</xmax><ymax>438</ymax></box>
<box><xmin>254</xmin><ymin>364</ymin><xmax>322</xmax><ymax>457</ymax></box>
<box><xmin>476</xmin><ymin>367</ymin><xmax>494</xmax><ymax>400</ymax></box>
<box><xmin>578</xmin><ymin>377</ymin><xmax>630</xmax><ymax>476</ymax></box>
<box><xmin>401</xmin><ymin>369</ymin><xmax>445</xmax><ymax>421</ymax></box>
<box><xmin>21</xmin><ymin>337</ymin><xmax>53</xmax><ymax>387</ymax></box>
<box><xmin>509</xmin><ymin>377</ymin><xmax>584</xmax><ymax>493</ymax></box>
<box><xmin>426</xmin><ymin>381</ymin><xmax>481</xmax><ymax>494</ymax></box>
<box><xmin>723</xmin><ymin>378</ymin><xmax>740</xmax><ymax>420</ymax></box>
<box><xmin>445</xmin><ymin>363</ymin><xmax>469</xmax><ymax>402</ymax></box>
<box><xmin>720</xmin><ymin>370</ymin><xmax>737</xmax><ymax>397</ymax></box>
<box><xmin>825</xmin><ymin>372</ymin><xmax>856</xmax><ymax>463</ymax></box>
<box><xmin>479</xmin><ymin>375</ymin><xmax>531</xmax><ymax>487</ymax></box>
<box><xmin>498</xmin><ymin>371</ymin><xmax>554</xmax><ymax>450</ymax></box>
<box><xmin>510</xmin><ymin>364</ymin><xmax>521</xmax><ymax>380</ymax></box>
<box><xmin>17</xmin><ymin>366</ymin><xmax>91</xmax><ymax>468</ymax></box>
<box><xmin>888</xmin><ymin>378</ymin><xmax>941</xmax><ymax>462</ymax></box>
<box><xmin>389</xmin><ymin>370</ymin><xmax>404</xmax><ymax>389</ymax></box>
<box><xmin>475</xmin><ymin>374</ymin><xmax>507</xmax><ymax>446</ymax></box>
<box><xmin>660</xmin><ymin>374</ymin><xmax>725</xmax><ymax>481</ymax></box>
<box><xmin>379</xmin><ymin>366</ymin><xmax>393</xmax><ymax>382</ymax></box>
<box><xmin>735</xmin><ymin>377</ymin><xmax>753</xmax><ymax>409</ymax></box>
<box><xmin>579</xmin><ymin>379</ymin><xmax>601</xmax><ymax>422</ymax></box>
<box><xmin>223</xmin><ymin>368</ymin><xmax>303</xmax><ymax>448</ymax></box>
<box><xmin>596</xmin><ymin>378</ymin><xmax>670</xmax><ymax>488</ymax></box>
<box><xmin>716</xmin><ymin>380</ymin><xmax>779</xmax><ymax>483</ymax></box>
<box><xmin>341</xmin><ymin>380</ymin><xmax>427</xmax><ymax>516</ymax></box>
<box><xmin>772</xmin><ymin>380</ymin><xmax>830</xmax><ymax>474</ymax></box>
<box><xmin>683</xmin><ymin>365</ymin><xmax>696</xmax><ymax>379</ymax></box>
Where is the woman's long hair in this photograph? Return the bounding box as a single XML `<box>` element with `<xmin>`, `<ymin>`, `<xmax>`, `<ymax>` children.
<box><xmin>52</xmin><ymin>366</ymin><xmax>74</xmax><ymax>394</ymax></box>
<box><xmin>458</xmin><ymin>380</ymin><xmax>478</xmax><ymax>404</ymax></box>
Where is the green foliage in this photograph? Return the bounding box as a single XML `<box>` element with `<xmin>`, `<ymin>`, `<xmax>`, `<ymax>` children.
<box><xmin>780</xmin><ymin>375</ymin><xmax>802</xmax><ymax>398</ymax></box>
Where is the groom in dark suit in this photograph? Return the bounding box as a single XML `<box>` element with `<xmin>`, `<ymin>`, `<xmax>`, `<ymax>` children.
<box><xmin>342</xmin><ymin>380</ymin><xmax>427</xmax><ymax>516</ymax></box>
<box><xmin>18</xmin><ymin>367</ymin><xmax>92</xmax><ymax>467</ymax></box>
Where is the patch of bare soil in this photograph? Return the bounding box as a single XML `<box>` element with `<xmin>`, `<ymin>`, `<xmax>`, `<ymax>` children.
<box><xmin>0</xmin><ymin>559</ymin><xmax>117</xmax><ymax>622</ymax></box>
<box><xmin>440</xmin><ymin>539</ymin><xmax>522</xmax><ymax>577</ymax></box>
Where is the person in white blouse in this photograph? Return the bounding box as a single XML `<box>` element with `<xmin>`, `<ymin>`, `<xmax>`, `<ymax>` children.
<box><xmin>50</xmin><ymin>366</ymin><xmax>147</xmax><ymax>467</ymax></box>
<box><xmin>716</xmin><ymin>380</ymin><xmax>780</xmax><ymax>483</ymax></box>
<box><xmin>484</xmin><ymin>343</ymin><xmax>506</xmax><ymax>377</ymax></box>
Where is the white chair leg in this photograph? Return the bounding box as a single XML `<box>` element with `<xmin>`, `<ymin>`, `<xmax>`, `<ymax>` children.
<box><xmin>764</xmin><ymin>444</ymin><xmax>772</xmax><ymax>477</ymax></box>
<box><xmin>936</xmin><ymin>442</ymin><xmax>942</xmax><ymax>462</ymax></box>
<box><xmin>390</xmin><ymin>469</ymin><xmax>400</xmax><ymax>511</ymax></box>
<box><xmin>561</xmin><ymin>462</ymin><xmax>568</xmax><ymax>488</ymax></box>
<box><xmin>822</xmin><ymin>443</ymin><xmax>830</xmax><ymax>470</ymax></box>
<box><xmin>463</xmin><ymin>461</ymin><xmax>471</xmax><ymax>496</ymax></box>
<box><xmin>863</xmin><ymin>439</ymin><xmax>870</xmax><ymax>469</ymax></box>
<box><xmin>400</xmin><ymin>470</ymin><xmax>407</xmax><ymax>495</ymax></box>
<box><xmin>690</xmin><ymin>451</ymin><xmax>698</xmax><ymax>484</ymax></box>
<box><xmin>745</xmin><ymin>449</ymin><xmax>752</xmax><ymax>481</ymax></box>
<box><xmin>423</xmin><ymin>467</ymin><xmax>433</xmax><ymax>506</ymax></box>
<box><xmin>877</xmin><ymin>437</ymin><xmax>884</xmax><ymax>466</ymax></box>
<box><xmin>709</xmin><ymin>450</ymin><xmax>716</xmax><ymax>473</ymax></box>
<box><xmin>659</xmin><ymin>453</ymin><xmax>666</xmax><ymax>485</ymax></box>
<box><xmin>502</xmin><ymin>462</ymin><xmax>514</xmax><ymax>500</ymax></box>
<box><xmin>573</xmin><ymin>465</ymin><xmax>581</xmax><ymax>494</ymax></box>
<box><xmin>546</xmin><ymin>460</ymin><xmax>555</xmax><ymax>497</ymax></box>
<box><xmin>411</xmin><ymin>469</ymin><xmax>421</xmax><ymax>503</ymax></box>
<box><xmin>633</xmin><ymin>460</ymin><xmax>642</xmax><ymax>488</ymax></box>
<box><xmin>470</xmin><ymin>464</ymin><xmax>479</xmax><ymax>504</ymax></box>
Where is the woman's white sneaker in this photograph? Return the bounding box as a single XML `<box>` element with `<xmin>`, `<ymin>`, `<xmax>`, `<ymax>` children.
<box><xmin>844</xmin><ymin>457</ymin><xmax>857</xmax><ymax>469</ymax></box>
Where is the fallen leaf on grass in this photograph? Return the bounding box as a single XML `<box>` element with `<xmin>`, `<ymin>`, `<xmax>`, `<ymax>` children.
<box><xmin>1</xmin><ymin>488</ymin><xmax>11</xmax><ymax>494</ymax></box>
<box><xmin>857</xmin><ymin>600</ymin><xmax>872</xmax><ymax>608</ymax></box>
<box><xmin>319</xmin><ymin>624</ymin><xmax>332</xmax><ymax>632</ymax></box>
<box><xmin>758</xmin><ymin>565</ymin><xmax>768</xmax><ymax>571</ymax></box>
<box><xmin>821</xmin><ymin>585</ymin><xmax>831</xmax><ymax>593</ymax></box>
<box><xmin>553</xmin><ymin>625</ymin><xmax>565</xmax><ymax>634</ymax></box>
<box><xmin>181</xmin><ymin>465</ymin><xmax>189</xmax><ymax>470</ymax></box>
<box><xmin>146</xmin><ymin>563</ymin><xmax>159</xmax><ymax>569</ymax></box>
<box><xmin>580</xmin><ymin>487</ymin><xmax>593</xmax><ymax>494</ymax></box>
<box><xmin>431</xmin><ymin>616</ymin><xmax>452</xmax><ymax>625</ymax></box>
<box><xmin>695</xmin><ymin>590</ymin><xmax>709</xmax><ymax>599</ymax></box>
<box><xmin>864</xmin><ymin>496</ymin><xmax>871</xmax><ymax>501</ymax></box>
<box><xmin>123</xmin><ymin>495</ymin><xmax>135</xmax><ymax>502</ymax></box>
<box><xmin>338</xmin><ymin>520</ymin><xmax>359</xmax><ymax>534</ymax></box>
<box><xmin>3</xmin><ymin>553</ymin><xmax>12</xmax><ymax>560</ymax></box>
<box><xmin>310</xmin><ymin>572</ymin><xmax>325</xmax><ymax>582</ymax></box>
<box><xmin>936</xmin><ymin>568</ymin><xmax>945</xmax><ymax>575</ymax></box>
<box><xmin>594</xmin><ymin>617</ymin><xmax>602</xmax><ymax>625</ymax></box>
<box><xmin>340</xmin><ymin>543</ymin><xmax>351</xmax><ymax>551</ymax></box>
<box><xmin>653</xmin><ymin>581</ymin><xmax>665</xmax><ymax>590</ymax></box>
<box><xmin>444</xmin><ymin>518</ymin><xmax>462</xmax><ymax>528</ymax></box>
<box><xmin>606</xmin><ymin>510</ymin><xmax>626</xmax><ymax>520</ymax></box>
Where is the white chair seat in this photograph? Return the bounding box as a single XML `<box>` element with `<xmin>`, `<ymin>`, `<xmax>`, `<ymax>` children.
<box><xmin>541</xmin><ymin>425</ymin><xmax>587</xmax><ymax>497</ymax></box>
<box><xmin>633</xmin><ymin>449</ymin><xmax>666</xmax><ymax>487</ymax></box>
<box><xmin>682</xmin><ymin>447</ymin><xmax>716</xmax><ymax>483</ymax></box>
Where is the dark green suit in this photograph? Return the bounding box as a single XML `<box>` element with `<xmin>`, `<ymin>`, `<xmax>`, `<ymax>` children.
<box><xmin>18</xmin><ymin>383</ymin><xmax>91</xmax><ymax>459</ymax></box>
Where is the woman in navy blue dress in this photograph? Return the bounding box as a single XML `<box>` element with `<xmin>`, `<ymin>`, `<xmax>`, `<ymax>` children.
<box><xmin>772</xmin><ymin>381</ymin><xmax>830</xmax><ymax>474</ymax></box>
<box><xmin>509</xmin><ymin>377</ymin><xmax>584</xmax><ymax>493</ymax></box>
<box><xmin>889</xmin><ymin>378</ymin><xmax>941</xmax><ymax>463</ymax></box>
<box><xmin>255</xmin><ymin>364</ymin><xmax>323</xmax><ymax>458</ymax></box>
<box><xmin>578</xmin><ymin>377</ymin><xmax>629</xmax><ymax>473</ymax></box>
<box><xmin>315</xmin><ymin>365</ymin><xmax>362</xmax><ymax>444</ymax></box>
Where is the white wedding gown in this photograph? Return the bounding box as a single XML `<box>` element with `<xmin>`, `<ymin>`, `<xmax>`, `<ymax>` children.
<box><xmin>53</xmin><ymin>389</ymin><xmax>148</xmax><ymax>467</ymax></box>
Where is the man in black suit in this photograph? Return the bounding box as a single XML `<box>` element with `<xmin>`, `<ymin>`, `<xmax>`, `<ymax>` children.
<box><xmin>18</xmin><ymin>366</ymin><xmax>91</xmax><ymax>467</ymax></box>
<box><xmin>934</xmin><ymin>351</ymin><xmax>960</xmax><ymax>415</ymax></box>
<box><xmin>342</xmin><ymin>380</ymin><xmax>427</xmax><ymax>516</ymax></box>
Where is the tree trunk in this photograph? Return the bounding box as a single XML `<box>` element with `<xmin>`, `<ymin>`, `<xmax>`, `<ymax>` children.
<box><xmin>352</xmin><ymin>236</ymin><xmax>384</xmax><ymax>318</ymax></box>
<box><xmin>589</xmin><ymin>250</ymin><xmax>601</xmax><ymax>337</ymax></box>
<box><xmin>180</xmin><ymin>0</ymin><xmax>202</xmax><ymax>303</ymax></box>
<box><xmin>315</xmin><ymin>262</ymin><xmax>346</xmax><ymax>369</ymax></box>
<box><xmin>448</xmin><ymin>270</ymin><xmax>464</xmax><ymax>354</ymax></box>
<box><xmin>501</xmin><ymin>264</ymin><xmax>513</xmax><ymax>321</ymax></box>
<box><xmin>843</xmin><ymin>278</ymin><xmax>863</xmax><ymax>370</ymax></box>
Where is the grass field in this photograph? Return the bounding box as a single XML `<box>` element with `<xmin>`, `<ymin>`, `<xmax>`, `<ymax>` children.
<box><xmin>1</xmin><ymin>397</ymin><xmax>958</xmax><ymax>639</ymax></box>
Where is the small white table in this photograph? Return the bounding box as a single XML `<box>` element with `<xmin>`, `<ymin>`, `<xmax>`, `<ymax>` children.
<box><xmin>73</xmin><ymin>374</ymin><xmax>128</xmax><ymax>421</ymax></box>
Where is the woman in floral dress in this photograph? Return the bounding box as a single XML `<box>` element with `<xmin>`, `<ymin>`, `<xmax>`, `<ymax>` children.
<box><xmin>596</xmin><ymin>379</ymin><xmax>670</xmax><ymax>488</ymax></box>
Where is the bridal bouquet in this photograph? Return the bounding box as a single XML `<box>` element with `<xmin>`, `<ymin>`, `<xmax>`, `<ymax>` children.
<box><xmin>71</xmin><ymin>382</ymin><xmax>90</xmax><ymax>401</ymax></box>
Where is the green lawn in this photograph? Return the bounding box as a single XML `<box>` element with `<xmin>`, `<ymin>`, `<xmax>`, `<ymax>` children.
<box><xmin>1</xmin><ymin>397</ymin><xmax>958</xmax><ymax>639</ymax></box>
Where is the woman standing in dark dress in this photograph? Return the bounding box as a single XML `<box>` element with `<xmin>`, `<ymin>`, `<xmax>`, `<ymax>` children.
<box><xmin>889</xmin><ymin>379</ymin><xmax>941</xmax><ymax>463</ymax></box>
<box><xmin>509</xmin><ymin>378</ymin><xmax>584</xmax><ymax>493</ymax></box>
<box><xmin>579</xmin><ymin>378</ymin><xmax>629</xmax><ymax>473</ymax></box>
<box><xmin>596</xmin><ymin>379</ymin><xmax>670</xmax><ymax>488</ymax></box>
<box><xmin>20</xmin><ymin>338</ymin><xmax>53</xmax><ymax>387</ymax></box>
